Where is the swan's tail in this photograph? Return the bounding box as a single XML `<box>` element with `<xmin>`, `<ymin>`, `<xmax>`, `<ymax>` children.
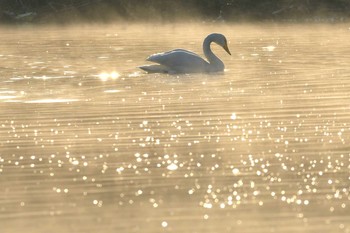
<box><xmin>139</xmin><ymin>65</ymin><xmax>169</xmax><ymax>73</ymax></box>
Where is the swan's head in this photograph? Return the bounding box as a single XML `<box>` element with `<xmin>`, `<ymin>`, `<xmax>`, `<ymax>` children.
<box><xmin>208</xmin><ymin>33</ymin><xmax>231</xmax><ymax>55</ymax></box>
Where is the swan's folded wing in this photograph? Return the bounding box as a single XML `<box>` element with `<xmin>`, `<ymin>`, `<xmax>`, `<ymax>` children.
<box><xmin>147</xmin><ymin>49</ymin><xmax>198</xmax><ymax>61</ymax></box>
<box><xmin>147</xmin><ymin>50</ymin><xmax>209</xmax><ymax>73</ymax></box>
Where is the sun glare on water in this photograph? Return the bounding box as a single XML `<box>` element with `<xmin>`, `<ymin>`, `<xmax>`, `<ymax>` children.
<box><xmin>98</xmin><ymin>71</ymin><xmax>120</xmax><ymax>81</ymax></box>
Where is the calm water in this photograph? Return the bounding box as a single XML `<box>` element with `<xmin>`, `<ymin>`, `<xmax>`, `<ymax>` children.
<box><xmin>0</xmin><ymin>23</ymin><xmax>349</xmax><ymax>233</ymax></box>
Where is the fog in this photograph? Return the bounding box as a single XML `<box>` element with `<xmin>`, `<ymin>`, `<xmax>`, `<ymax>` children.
<box><xmin>0</xmin><ymin>2</ymin><xmax>349</xmax><ymax>233</ymax></box>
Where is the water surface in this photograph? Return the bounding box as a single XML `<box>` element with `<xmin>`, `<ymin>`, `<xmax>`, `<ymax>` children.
<box><xmin>0</xmin><ymin>23</ymin><xmax>349</xmax><ymax>233</ymax></box>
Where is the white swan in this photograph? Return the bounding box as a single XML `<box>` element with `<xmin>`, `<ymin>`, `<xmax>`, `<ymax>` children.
<box><xmin>139</xmin><ymin>33</ymin><xmax>231</xmax><ymax>74</ymax></box>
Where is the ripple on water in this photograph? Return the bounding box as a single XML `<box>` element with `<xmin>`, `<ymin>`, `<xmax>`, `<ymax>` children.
<box><xmin>24</xmin><ymin>99</ymin><xmax>80</xmax><ymax>103</ymax></box>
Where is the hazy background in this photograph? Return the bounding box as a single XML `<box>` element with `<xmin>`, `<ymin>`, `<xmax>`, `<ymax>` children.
<box><xmin>1</xmin><ymin>0</ymin><xmax>350</xmax><ymax>24</ymax></box>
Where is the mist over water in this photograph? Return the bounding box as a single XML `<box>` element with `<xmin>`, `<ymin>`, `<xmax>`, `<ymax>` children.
<box><xmin>0</xmin><ymin>23</ymin><xmax>349</xmax><ymax>233</ymax></box>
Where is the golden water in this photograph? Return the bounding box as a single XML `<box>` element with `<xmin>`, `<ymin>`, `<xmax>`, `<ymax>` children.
<box><xmin>0</xmin><ymin>24</ymin><xmax>349</xmax><ymax>233</ymax></box>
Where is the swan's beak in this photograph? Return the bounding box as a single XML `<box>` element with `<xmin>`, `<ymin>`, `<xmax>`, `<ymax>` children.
<box><xmin>223</xmin><ymin>43</ymin><xmax>231</xmax><ymax>55</ymax></box>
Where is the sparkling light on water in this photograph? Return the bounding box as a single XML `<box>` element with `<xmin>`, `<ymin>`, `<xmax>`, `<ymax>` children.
<box><xmin>167</xmin><ymin>163</ymin><xmax>178</xmax><ymax>171</ymax></box>
<box><xmin>98</xmin><ymin>71</ymin><xmax>120</xmax><ymax>81</ymax></box>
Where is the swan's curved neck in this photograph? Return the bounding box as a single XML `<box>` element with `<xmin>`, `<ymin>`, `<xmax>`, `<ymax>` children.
<box><xmin>203</xmin><ymin>35</ymin><xmax>224</xmax><ymax>72</ymax></box>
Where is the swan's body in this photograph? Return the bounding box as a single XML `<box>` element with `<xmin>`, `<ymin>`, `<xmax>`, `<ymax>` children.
<box><xmin>139</xmin><ymin>33</ymin><xmax>231</xmax><ymax>74</ymax></box>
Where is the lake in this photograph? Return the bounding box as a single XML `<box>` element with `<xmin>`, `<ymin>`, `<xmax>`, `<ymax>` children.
<box><xmin>0</xmin><ymin>23</ymin><xmax>349</xmax><ymax>233</ymax></box>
